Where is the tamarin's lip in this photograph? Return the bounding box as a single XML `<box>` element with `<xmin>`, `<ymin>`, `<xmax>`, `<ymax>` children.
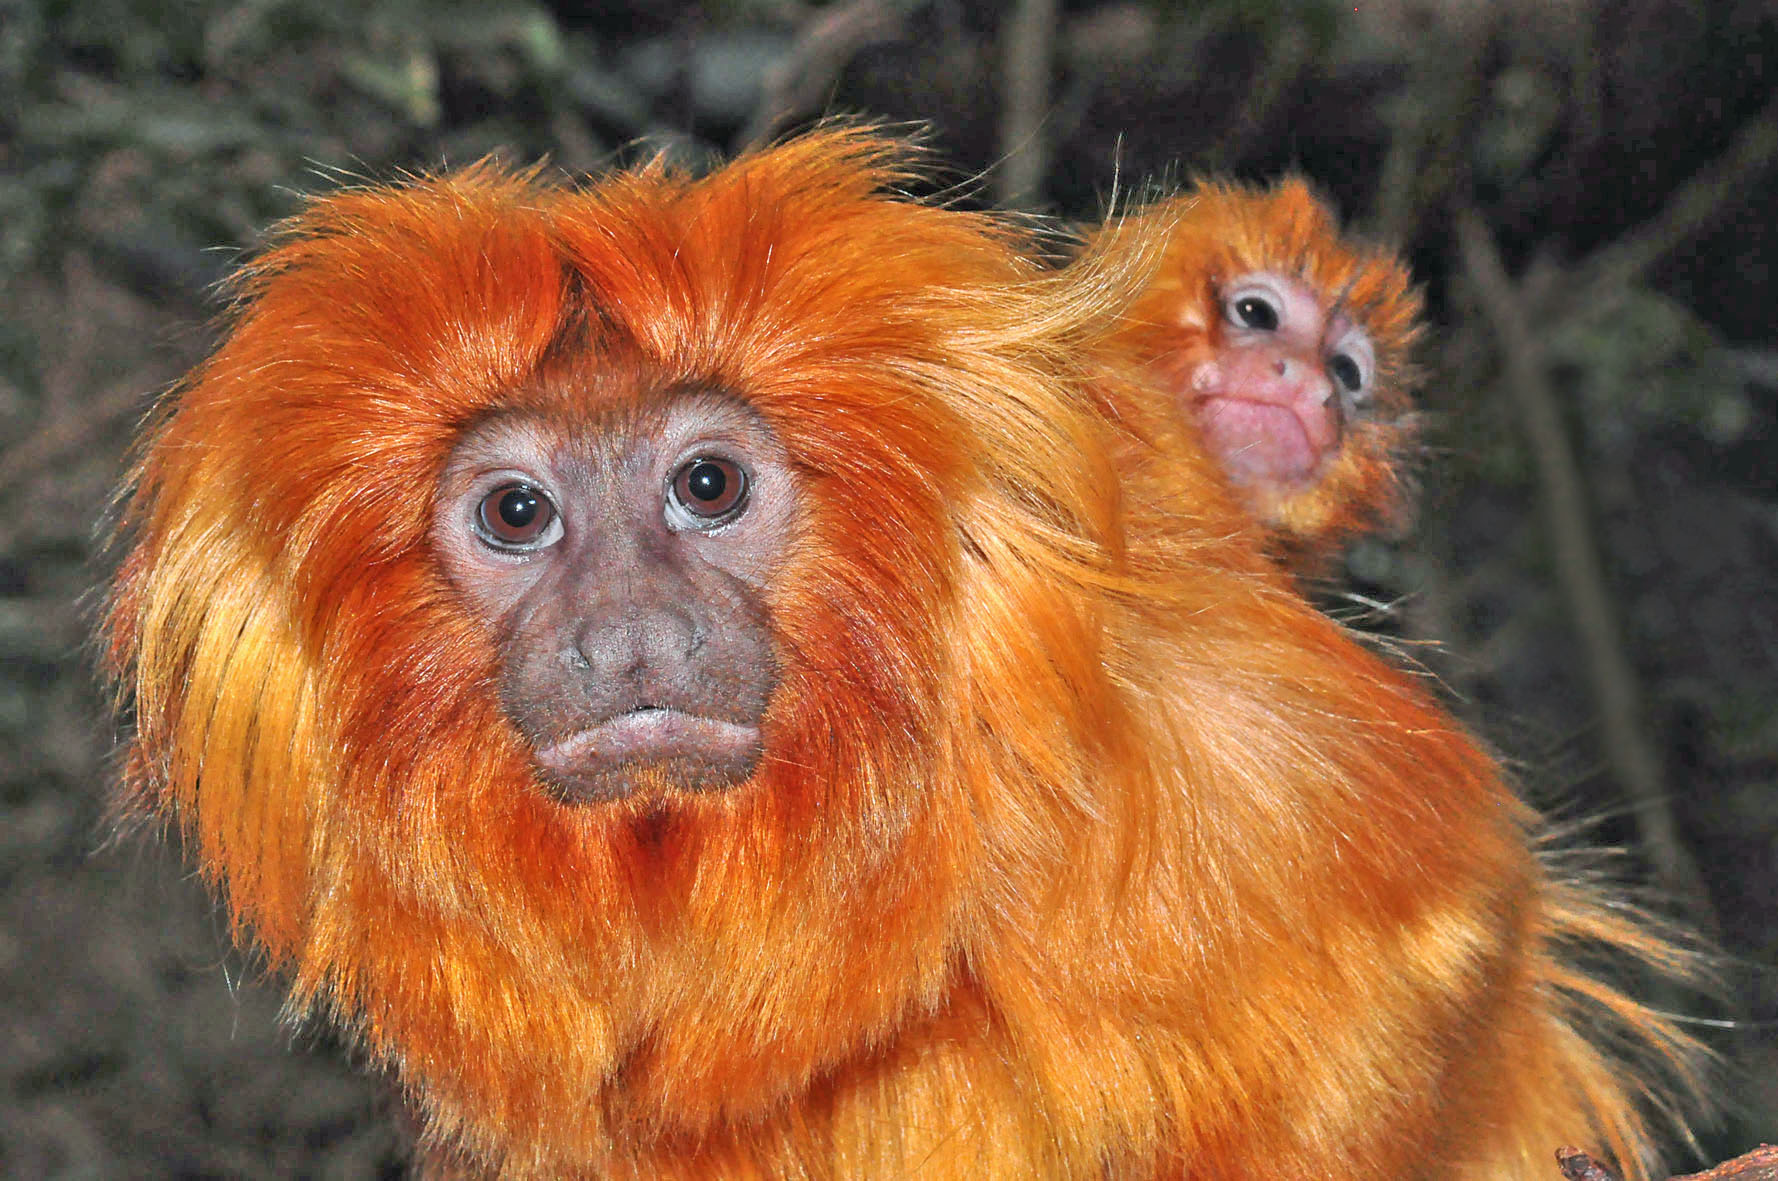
<box><xmin>534</xmin><ymin>708</ymin><xmax>762</xmax><ymax>783</ymax></box>
<box><xmin>1193</xmin><ymin>395</ymin><xmax>1322</xmax><ymax>486</ymax></box>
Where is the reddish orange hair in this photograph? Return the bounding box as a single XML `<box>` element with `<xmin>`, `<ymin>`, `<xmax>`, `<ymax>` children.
<box><xmin>105</xmin><ymin>130</ymin><xmax>1700</xmax><ymax>1177</ymax></box>
<box><xmin>1103</xmin><ymin>178</ymin><xmax>1423</xmax><ymax>568</ymax></box>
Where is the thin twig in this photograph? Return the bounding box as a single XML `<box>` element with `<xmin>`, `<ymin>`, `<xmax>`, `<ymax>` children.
<box><xmin>1371</xmin><ymin>5</ymin><xmax>1497</xmax><ymax>245</ymax></box>
<box><xmin>1206</xmin><ymin>21</ymin><xmax>1310</xmax><ymax>172</ymax></box>
<box><xmin>1575</xmin><ymin>90</ymin><xmax>1778</xmax><ymax>298</ymax></box>
<box><xmin>739</xmin><ymin>0</ymin><xmax>914</xmax><ymax>149</ymax></box>
<box><xmin>995</xmin><ymin>0</ymin><xmax>1060</xmax><ymax>209</ymax></box>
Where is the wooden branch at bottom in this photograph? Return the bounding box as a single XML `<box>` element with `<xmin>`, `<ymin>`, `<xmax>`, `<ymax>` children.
<box><xmin>1557</xmin><ymin>1145</ymin><xmax>1778</xmax><ymax>1181</ymax></box>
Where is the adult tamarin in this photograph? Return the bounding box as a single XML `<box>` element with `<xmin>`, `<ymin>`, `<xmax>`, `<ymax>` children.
<box><xmin>103</xmin><ymin>130</ymin><xmax>1700</xmax><ymax>1178</ymax></box>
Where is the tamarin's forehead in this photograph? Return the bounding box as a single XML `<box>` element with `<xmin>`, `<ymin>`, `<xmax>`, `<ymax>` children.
<box><xmin>1162</xmin><ymin>182</ymin><xmax>1415</xmax><ymax>322</ymax></box>
<box><xmin>462</xmin><ymin>384</ymin><xmax>767</xmax><ymax>457</ymax></box>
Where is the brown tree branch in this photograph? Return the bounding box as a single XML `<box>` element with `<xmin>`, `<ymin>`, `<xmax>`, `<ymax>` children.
<box><xmin>1558</xmin><ymin>1144</ymin><xmax>1778</xmax><ymax>1181</ymax></box>
<box><xmin>1455</xmin><ymin>208</ymin><xmax>1716</xmax><ymax>933</ymax></box>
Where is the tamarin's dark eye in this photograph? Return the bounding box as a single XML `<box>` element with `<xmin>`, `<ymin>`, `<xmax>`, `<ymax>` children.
<box><xmin>1329</xmin><ymin>353</ymin><xmax>1365</xmax><ymax>394</ymax></box>
<box><xmin>668</xmin><ymin>457</ymin><xmax>748</xmax><ymax>528</ymax></box>
<box><xmin>1229</xmin><ymin>294</ymin><xmax>1280</xmax><ymax>332</ymax></box>
<box><xmin>476</xmin><ymin>484</ymin><xmax>556</xmax><ymax>548</ymax></box>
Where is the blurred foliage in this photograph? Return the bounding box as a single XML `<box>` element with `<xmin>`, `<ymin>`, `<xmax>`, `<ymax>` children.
<box><xmin>2</xmin><ymin>0</ymin><xmax>591</xmax><ymax>288</ymax></box>
<box><xmin>1552</xmin><ymin>289</ymin><xmax>1753</xmax><ymax>453</ymax></box>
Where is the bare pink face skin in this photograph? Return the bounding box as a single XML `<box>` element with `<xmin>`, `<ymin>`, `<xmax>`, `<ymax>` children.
<box><xmin>1183</xmin><ymin>271</ymin><xmax>1376</xmax><ymax>490</ymax></box>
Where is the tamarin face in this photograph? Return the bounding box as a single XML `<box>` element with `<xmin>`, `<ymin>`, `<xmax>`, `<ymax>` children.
<box><xmin>429</xmin><ymin>390</ymin><xmax>795</xmax><ymax>802</ymax></box>
<box><xmin>1190</xmin><ymin>268</ymin><xmax>1380</xmax><ymax>490</ymax></box>
<box><xmin>1106</xmin><ymin>178</ymin><xmax>1422</xmax><ymax>569</ymax></box>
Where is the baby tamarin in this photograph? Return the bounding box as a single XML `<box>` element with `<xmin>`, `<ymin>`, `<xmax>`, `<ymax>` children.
<box><xmin>1097</xmin><ymin>177</ymin><xmax>1422</xmax><ymax>574</ymax></box>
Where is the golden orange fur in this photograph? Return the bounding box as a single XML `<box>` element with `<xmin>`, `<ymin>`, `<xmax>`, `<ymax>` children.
<box><xmin>104</xmin><ymin>130</ymin><xmax>1700</xmax><ymax>1178</ymax></box>
<box><xmin>1102</xmin><ymin>178</ymin><xmax>1423</xmax><ymax>571</ymax></box>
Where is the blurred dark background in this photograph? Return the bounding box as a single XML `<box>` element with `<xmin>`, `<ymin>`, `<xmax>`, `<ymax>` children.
<box><xmin>2</xmin><ymin>0</ymin><xmax>1774</xmax><ymax>1175</ymax></box>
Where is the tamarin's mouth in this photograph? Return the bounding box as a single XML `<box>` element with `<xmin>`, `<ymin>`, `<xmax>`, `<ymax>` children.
<box><xmin>533</xmin><ymin>708</ymin><xmax>763</xmax><ymax>802</ymax></box>
<box><xmin>1193</xmin><ymin>396</ymin><xmax>1323</xmax><ymax>487</ymax></box>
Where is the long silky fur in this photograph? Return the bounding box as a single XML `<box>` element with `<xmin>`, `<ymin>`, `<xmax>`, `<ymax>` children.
<box><xmin>104</xmin><ymin>128</ymin><xmax>1703</xmax><ymax>1178</ymax></box>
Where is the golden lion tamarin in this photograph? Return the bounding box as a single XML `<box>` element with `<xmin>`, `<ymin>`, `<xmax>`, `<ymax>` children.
<box><xmin>103</xmin><ymin>129</ymin><xmax>1700</xmax><ymax>1178</ymax></box>
<box><xmin>1099</xmin><ymin>178</ymin><xmax>1422</xmax><ymax>573</ymax></box>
